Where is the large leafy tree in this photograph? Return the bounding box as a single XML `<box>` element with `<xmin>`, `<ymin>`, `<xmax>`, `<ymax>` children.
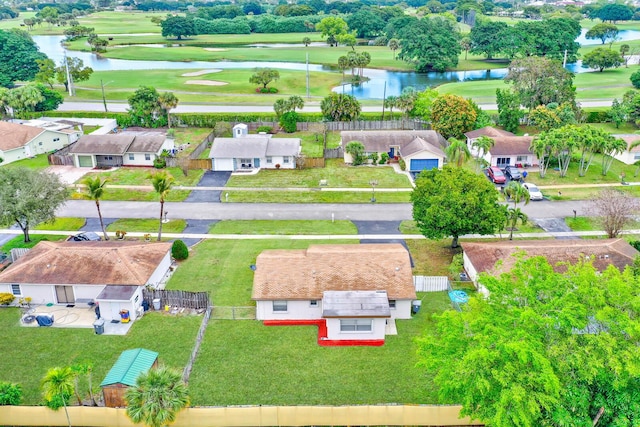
<box><xmin>55</xmin><ymin>57</ymin><xmax>93</xmax><ymax>93</ymax></box>
<box><xmin>398</xmin><ymin>16</ymin><xmax>460</xmax><ymax>72</ymax></box>
<box><xmin>598</xmin><ymin>3</ymin><xmax>633</xmax><ymax>23</ymax></box>
<box><xmin>249</xmin><ymin>68</ymin><xmax>280</xmax><ymax>89</ymax></box>
<box><xmin>582</xmin><ymin>47</ymin><xmax>623</xmax><ymax>72</ymax></box>
<box><xmin>495</xmin><ymin>88</ymin><xmax>523</xmax><ymax>133</ymax></box>
<box><xmin>127</xmin><ymin>86</ymin><xmax>177</xmax><ymax>127</ymax></box>
<box><xmin>315</xmin><ymin>16</ymin><xmax>348</xmax><ymax>46</ymax></box>
<box><xmin>469</xmin><ymin>20</ymin><xmax>508</xmax><ymax>59</ymax></box>
<box><xmin>411</xmin><ymin>166</ymin><xmax>506</xmax><ymax>248</ymax></box>
<box><xmin>33</xmin><ymin>84</ymin><xmax>64</xmax><ymax>112</ymax></box>
<box><xmin>6</xmin><ymin>84</ymin><xmax>44</xmax><ymax>116</ymax></box>
<box><xmin>160</xmin><ymin>15</ymin><xmax>196</xmax><ymax>40</ymax></box>
<box><xmin>418</xmin><ymin>256</ymin><xmax>640</xmax><ymax>427</ymax></box>
<box><xmin>320</xmin><ymin>93</ymin><xmax>361</xmax><ymax>121</ymax></box>
<box><xmin>125</xmin><ymin>366</ymin><xmax>189</xmax><ymax>427</ymax></box>
<box><xmin>430</xmin><ymin>94</ymin><xmax>477</xmax><ymax>139</ymax></box>
<box><xmin>505</xmin><ymin>56</ymin><xmax>576</xmax><ymax>110</ymax></box>
<box><xmin>0</xmin><ymin>168</ymin><xmax>66</xmax><ymax>242</ymax></box>
<box><xmin>515</xmin><ymin>18</ymin><xmax>581</xmax><ymax>62</ymax></box>
<box><xmin>42</xmin><ymin>367</ymin><xmax>76</xmax><ymax>427</ymax></box>
<box><xmin>0</xmin><ymin>29</ymin><xmax>47</xmax><ymax>87</ymax></box>
<box><xmin>82</xmin><ymin>176</ymin><xmax>109</xmax><ymax>241</ymax></box>
<box><xmin>589</xmin><ymin>189</ymin><xmax>640</xmax><ymax>238</ymax></box>
<box><xmin>585</xmin><ymin>23</ymin><xmax>619</xmax><ymax>45</ymax></box>
<box><xmin>149</xmin><ymin>171</ymin><xmax>174</xmax><ymax>241</ymax></box>
<box><xmin>347</xmin><ymin>7</ymin><xmax>385</xmax><ymax>38</ymax></box>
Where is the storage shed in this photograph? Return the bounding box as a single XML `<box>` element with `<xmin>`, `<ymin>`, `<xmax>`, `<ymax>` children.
<box><xmin>100</xmin><ymin>348</ymin><xmax>159</xmax><ymax>408</ymax></box>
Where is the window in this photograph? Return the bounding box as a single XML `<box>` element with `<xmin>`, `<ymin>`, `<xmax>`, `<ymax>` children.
<box><xmin>53</xmin><ymin>138</ymin><xmax>60</xmax><ymax>142</ymax></box>
<box><xmin>496</xmin><ymin>157</ymin><xmax>510</xmax><ymax>167</ymax></box>
<box><xmin>266</xmin><ymin>156</ymin><xmax>273</xmax><ymax>164</ymax></box>
<box><xmin>283</xmin><ymin>156</ymin><xmax>290</xmax><ymax>164</ymax></box>
<box><xmin>129</xmin><ymin>154</ymin><xmax>135</xmax><ymax>160</ymax></box>
<box><xmin>310</xmin><ymin>300</ymin><xmax>318</xmax><ymax>307</ymax></box>
<box><xmin>340</xmin><ymin>319</ymin><xmax>372</xmax><ymax>332</ymax></box>
<box><xmin>389</xmin><ymin>300</ymin><xmax>396</xmax><ymax>309</ymax></box>
<box><xmin>38</xmin><ymin>142</ymin><xmax>43</xmax><ymax>146</ymax></box>
<box><xmin>516</xmin><ymin>155</ymin><xmax>527</xmax><ymax>163</ymax></box>
<box><xmin>11</xmin><ymin>284</ymin><xmax>21</xmax><ymax>296</ymax></box>
<box><xmin>272</xmin><ymin>301</ymin><xmax>287</xmax><ymax>312</ymax></box>
<box><xmin>634</xmin><ymin>154</ymin><xmax>640</xmax><ymax>160</ymax></box>
<box><xmin>145</xmin><ymin>154</ymin><xmax>151</xmax><ymax>161</ymax></box>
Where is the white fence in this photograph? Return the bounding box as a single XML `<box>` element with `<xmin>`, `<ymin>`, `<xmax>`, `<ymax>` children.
<box><xmin>414</xmin><ymin>276</ymin><xmax>450</xmax><ymax>292</ymax></box>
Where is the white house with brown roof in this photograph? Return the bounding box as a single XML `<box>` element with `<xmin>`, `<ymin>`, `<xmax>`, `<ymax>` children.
<box><xmin>252</xmin><ymin>244</ymin><xmax>416</xmax><ymax>341</ymax></box>
<box><xmin>462</xmin><ymin>239</ymin><xmax>638</xmax><ymax>295</ymax></box>
<box><xmin>0</xmin><ymin>121</ymin><xmax>79</xmax><ymax>165</ymax></box>
<box><xmin>69</xmin><ymin>132</ymin><xmax>174</xmax><ymax>168</ymax></box>
<box><xmin>464</xmin><ymin>126</ymin><xmax>537</xmax><ymax>168</ymax></box>
<box><xmin>0</xmin><ymin>241</ymin><xmax>172</xmax><ymax>322</ymax></box>
<box><xmin>341</xmin><ymin>130</ymin><xmax>446</xmax><ymax>174</ymax></box>
<box><xmin>613</xmin><ymin>134</ymin><xmax>640</xmax><ymax>165</ymax></box>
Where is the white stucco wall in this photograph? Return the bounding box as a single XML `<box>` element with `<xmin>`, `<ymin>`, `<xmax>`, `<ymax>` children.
<box><xmin>0</xmin><ymin>283</ymin><xmax>109</xmax><ymax>305</ymax></box>
<box><xmin>393</xmin><ymin>300</ymin><xmax>413</xmax><ymax>319</ymax></box>
<box><xmin>146</xmin><ymin>252</ymin><xmax>172</xmax><ymax>289</ymax></box>
<box><xmin>325</xmin><ymin>318</ymin><xmax>386</xmax><ymax>340</ymax></box>
<box><xmin>614</xmin><ymin>150</ymin><xmax>639</xmax><ymax>165</ymax></box>
<box><xmin>255</xmin><ymin>300</ymin><xmax>323</xmax><ymax>320</ymax></box>
<box><xmin>462</xmin><ymin>252</ymin><xmax>488</xmax><ymax>296</ymax></box>
<box><xmin>264</xmin><ymin>155</ymin><xmax>295</xmax><ymax>169</ymax></box>
<box><xmin>122</xmin><ymin>153</ymin><xmax>156</xmax><ymax>167</ymax></box>
<box><xmin>489</xmin><ymin>154</ymin><xmax>538</xmax><ymax>167</ymax></box>
<box><xmin>97</xmin><ymin>286</ymin><xmax>143</xmax><ymax>321</ymax></box>
<box><xmin>213</xmin><ymin>158</ymin><xmax>234</xmax><ymax>171</ymax></box>
<box><xmin>0</xmin><ymin>147</ymin><xmax>31</xmax><ymax>165</ymax></box>
<box><xmin>402</xmin><ymin>151</ymin><xmax>444</xmax><ymax>169</ymax></box>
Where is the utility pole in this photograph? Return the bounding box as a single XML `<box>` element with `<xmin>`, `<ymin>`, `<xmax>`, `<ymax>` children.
<box><xmin>381</xmin><ymin>81</ymin><xmax>387</xmax><ymax>121</ymax></box>
<box><xmin>306</xmin><ymin>52</ymin><xmax>310</xmax><ymax>99</ymax></box>
<box><xmin>63</xmin><ymin>49</ymin><xmax>74</xmax><ymax>97</ymax></box>
<box><xmin>101</xmin><ymin>80</ymin><xmax>108</xmax><ymax>112</ymax></box>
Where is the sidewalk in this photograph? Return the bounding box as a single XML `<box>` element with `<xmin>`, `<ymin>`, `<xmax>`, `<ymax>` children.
<box><xmin>70</xmin><ymin>184</ymin><xmax>415</xmax><ymax>192</ymax></box>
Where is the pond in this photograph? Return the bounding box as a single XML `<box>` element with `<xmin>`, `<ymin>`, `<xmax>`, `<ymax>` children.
<box><xmin>576</xmin><ymin>28</ymin><xmax>640</xmax><ymax>46</ymax></box>
<box><xmin>33</xmin><ymin>35</ymin><xmax>596</xmax><ymax>100</ymax></box>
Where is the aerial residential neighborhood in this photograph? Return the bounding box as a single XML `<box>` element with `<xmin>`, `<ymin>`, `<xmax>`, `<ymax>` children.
<box><xmin>0</xmin><ymin>1</ymin><xmax>639</xmax><ymax>427</ymax></box>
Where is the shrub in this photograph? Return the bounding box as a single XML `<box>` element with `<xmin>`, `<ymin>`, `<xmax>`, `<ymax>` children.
<box><xmin>369</xmin><ymin>152</ymin><xmax>379</xmax><ymax>165</ymax></box>
<box><xmin>345</xmin><ymin>141</ymin><xmax>366</xmax><ymax>166</ymax></box>
<box><xmin>269</xmin><ymin>87</ymin><xmax>278</xmax><ymax>93</ymax></box>
<box><xmin>0</xmin><ymin>293</ymin><xmax>15</xmax><ymax>305</ymax></box>
<box><xmin>0</xmin><ymin>382</ymin><xmax>22</xmax><ymax>405</ymax></box>
<box><xmin>631</xmin><ymin>70</ymin><xmax>640</xmax><ymax>89</ymax></box>
<box><xmin>171</xmin><ymin>239</ymin><xmax>189</xmax><ymax>260</ymax></box>
<box><xmin>256</xmin><ymin>125</ymin><xmax>273</xmax><ymax>134</ymax></box>
<box><xmin>279</xmin><ymin>111</ymin><xmax>299</xmax><ymax>133</ymax></box>
<box><xmin>379</xmin><ymin>152</ymin><xmax>389</xmax><ymax>165</ymax></box>
<box><xmin>399</xmin><ymin>158</ymin><xmax>406</xmax><ymax>171</ymax></box>
<box><xmin>260</xmin><ymin>88</ymin><xmax>269</xmax><ymax>93</ymax></box>
<box><xmin>153</xmin><ymin>157</ymin><xmax>167</xmax><ymax>169</ymax></box>
<box><xmin>630</xmin><ymin>240</ymin><xmax>640</xmax><ymax>251</ymax></box>
<box><xmin>585</xmin><ymin>111</ymin><xmax>609</xmax><ymax>123</ymax></box>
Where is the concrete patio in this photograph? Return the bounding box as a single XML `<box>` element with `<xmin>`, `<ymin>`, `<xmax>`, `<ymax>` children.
<box><xmin>21</xmin><ymin>304</ymin><xmax>134</xmax><ymax>335</ymax></box>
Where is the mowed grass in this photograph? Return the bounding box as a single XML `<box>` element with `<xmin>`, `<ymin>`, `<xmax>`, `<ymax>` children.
<box><xmin>69</xmin><ymin>188</ymin><xmax>191</xmax><ymax>202</ymax></box>
<box><xmin>33</xmin><ymin>217</ymin><xmax>85</xmax><ymax>231</ymax></box>
<box><xmin>79</xmin><ymin>167</ymin><xmax>204</xmax><ymax>186</ymax></box>
<box><xmin>209</xmin><ymin>220</ymin><xmax>358</xmax><ymax>235</ymax></box>
<box><xmin>106</xmin><ymin>218</ymin><xmax>187</xmax><ymax>233</ymax></box>
<box><xmin>566</xmin><ymin>215</ymin><xmax>640</xmax><ymax>231</ymax></box>
<box><xmin>3</xmin><ymin>154</ymin><xmax>51</xmax><ymax>170</ymax></box>
<box><xmin>223</xmin><ymin>190</ymin><xmax>411</xmax><ymax>203</ymax></box>
<box><xmin>528</xmin><ymin>154</ymin><xmax>639</xmax><ymax>186</ymax></box>
<box><xmin>226</xmin><ymin>159</ymin><xmax>412</xmax><ymax>188</ymax></box>
<box><xmin>274</xmin><ymin>131</ymin><xmax>341</xmax><ymax>158</ymax></box>
<box><xmin>0</xmin><ymin>309</ymin><xmax>200</xmax><ymax>405</ymax></box>
<box><xmin>1</xmin><ymin>235</ymin><xmax>68</xmax><ymax>253</ymax></box>
<box><xmin>167</xmin><ymin>239</ymin><xmax>359</xmax><ymax>305</ymax></box>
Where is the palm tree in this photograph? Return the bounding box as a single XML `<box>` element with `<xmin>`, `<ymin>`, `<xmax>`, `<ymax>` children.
<box><xmin>506</xmin><ymin>207</ymin><xmax>528</xmax><ymax>240</ymax></box>
<box><xmin>149</xmin><ymin>171</ymin><xmax>174</xmax><ymax>241</ymax></box>
<box><xmin>384</xmin><ymin>95</ymin><xmax>398</xmax><ymax>120</ymax></box>
<box><xmin>460</xmin><ymin>36</ymin><xmax>471</xmax><ymax>60</ymax></box>
<box><xmin>445</xmin><ymin>137</ymin><xmax>472</xmax><ymax>167</ymax></box>
<box><xmin>82</xmin><ymin>176</ymin><xmax>109</xmax><ymax>240</ymax></box>
<box><xmin>471</xmin><ymin>135</ymin><xmax>494</xmax><ymax>170</ymax></box>
<box><xmin>287</xmin><ymin>95</ymin><xmax>304</xmax><ymax>112</ymax></box>
<box><xmin>337</xmin><ymin>55</ymin><xmax>349</xmax><ymax>81</ymax></box>
<box><xmin>388</xmin><ymin>38</ymin><xmax>400</xmax><ymax>60</ymax></box>
<box><xmin>125</xmin><ymin>366</ymin><xmax>189</xmax><ymax>427</ymax></box>
<box><xmin>158</xmin><ymin>92</ymin><xmax>179</xmax><ymax>128</ymax></box>
<box><xmin>42</xmin><ymin>366</ymin><xmax>76</xmax><ymax>427</ymax></box>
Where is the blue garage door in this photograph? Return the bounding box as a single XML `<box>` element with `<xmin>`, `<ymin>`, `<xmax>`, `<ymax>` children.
<box><xmin>410</xmin><ymin>159</ymin><xmax>439</xmax><ymax>171</ymax></box>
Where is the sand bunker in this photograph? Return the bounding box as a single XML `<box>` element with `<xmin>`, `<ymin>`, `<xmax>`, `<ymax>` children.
<box><xmin>185</xmin><ymin>79</ymin><xmax>229</xmax><ymax>86</ymax></box>
<box><xmin>181</xmin><ymin>69</ymin><xmax>222</xmax><ymax>77</ymax></box>
<box><xmin>203</xmin><ymin>48</ymin><xmax>228</xmax><ymax>52</ymax></box>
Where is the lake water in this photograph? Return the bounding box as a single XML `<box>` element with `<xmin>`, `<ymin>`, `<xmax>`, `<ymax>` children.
<box><xmin>33</xmin><ymin>33</ymin><xmax>626</xmax><ymax>100</ymax></box>
<box><xmin>576</xmin><ymin>28</ymin><xmax>640</xmax><ymax>46</ymax></box>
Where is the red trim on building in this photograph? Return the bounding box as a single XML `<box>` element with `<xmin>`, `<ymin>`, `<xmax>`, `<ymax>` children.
<box><xmin>263</xmin><ymin>319</ymin><xmax>385</xmax><ymax>347</ymax></box>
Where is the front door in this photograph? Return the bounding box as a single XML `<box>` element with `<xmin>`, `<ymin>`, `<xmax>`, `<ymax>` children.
<box><xmin>55</xmin><ymin>286</ymin><xmax>75</xmax><ymax>304</ymax></box>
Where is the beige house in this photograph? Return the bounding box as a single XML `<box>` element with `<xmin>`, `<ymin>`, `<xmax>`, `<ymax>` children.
<box><xmin>0</xmin><ymin>241</ymin><xmax>173</xmax><ymax>322</ymax></box>
<box><xmin>462</xmin><ymin>239</ymin><xmax>638</xmax><ymax>295</ymax></box>
<box><xmin>0</xmin><ymin>121</ymin><xmax>79</xmax><ymax>165</ymax></box>
<box><xmin>341</xmin><ymin>130</ymin><xmax>446</xmax><ymax>173</ymax></box>
<box><xmin>464</xmin><ymin>126</ymin><xmax>537</xmax><ymax>168</ymax></box>
<box><xmin>252</xmin><ymin>244</ymin><xmax>416</xmax><ymax>342</ymax></box>
<box><xmin>69</xmin><ymin>132</ymin><xmax>174</xmax><ymax>168</ymax></box>
<box><xmin>613</xmin><ymin>134</ymin><xmax>640</xmax><ymax>165</ymax></box>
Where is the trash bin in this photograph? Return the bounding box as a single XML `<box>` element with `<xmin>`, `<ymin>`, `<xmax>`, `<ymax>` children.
<box><xmin>93</xmin><ymin>318</ymin><xmax>105</xmax><ymax>335</ymax></box>
<box><xmin>142</xmin><ymin>300</ymin><xmax>150</xmax><ymax>311</ymax></box>
<box><xmin>120</xmin><ymin>309</ymin><xmax>130</xmax><ymax>323</ymax></box>
<box><xmin>411</xmin><ymin>300</ymin><xmax>422</xmax><ymax>315</ymax></box>
<box><xmin>152</xmin><ymin>298</ymin><xmax>161</xmax><ymax>310</ymax></box>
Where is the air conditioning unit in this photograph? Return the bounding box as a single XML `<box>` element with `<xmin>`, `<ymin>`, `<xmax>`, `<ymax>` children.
<box><xmin>136</xmin><ymin>306</ymin><xmax>144</xmax><ymax>318</ymax></box>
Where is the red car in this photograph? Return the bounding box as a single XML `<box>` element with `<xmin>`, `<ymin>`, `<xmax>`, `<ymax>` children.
<box><xmin>487</xmin><ymin>166</ymin><xmax>506</xmax><ymax>184</ymax></box>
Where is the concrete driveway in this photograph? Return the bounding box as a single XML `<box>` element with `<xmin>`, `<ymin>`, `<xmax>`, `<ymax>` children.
<box><xmin>46</xmin><ymin>166</ymin><xmax>91</xmax><ymax>185</ymax></box>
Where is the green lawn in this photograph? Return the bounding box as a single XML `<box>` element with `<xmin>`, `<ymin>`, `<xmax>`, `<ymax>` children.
<box><xmin>222</xmin><ymin>190</ymin><xmax>411</xmax><ymax>203</ymax></box>
<box><xmin>79</xmin><ymin>167</ymin><xmax>204</xmax><ymax>186</ymax></box>
<box><xmin>69</xmin><ymin>188</ymin><xmax>191</xmax><ymax>202</ymax></box>
<box><xmin>0</xmin><ymin>309</ymin><xmax>200</xmax><ymax>405</ymax></box>
<box><xmin>566</xmin><ymin>215</ymin><xmax>640</xmax><ymax>232</ymax></box>
<box><xmin>274</xmin><ymin>131</ymin><xmax>341</xmax><ymax>158</ymax></box>
<box><xmin>528</xmin><ymin>154</ymin><xmax>640</xmax><ymax>186</ymax></box>
<box><xmin>3</xmin><ymin>154</ymin><xmax>51</xmax><ymax>170</ymax></box>
<box><xmin>226</xmin><ymin>159</ymin><xmax>412</xmax><ymax>188</ymax></box>
<box><xmin>33</xmin><ymin>218</ymin><xmax>85</xmax><ymax>231</ymax></box>
<box><xmin>106</xmin><ymin>219</ymin><xmax>187</xmax><ymax>234</ymax></box>
<box><xmin>1</xmin><ymin>235</ymin><xmax>68</xmax><ymax>253</ymax></box>
<box><xmin>209</xmin><ymin>220</ymin><xmax>358</xmax><ymax>235</ymax></box>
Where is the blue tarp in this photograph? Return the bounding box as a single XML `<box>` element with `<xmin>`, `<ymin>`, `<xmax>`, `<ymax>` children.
<box><xmin>36</xmin><ymin>315</ymin><xmax>54</xmax><ymax>327</ymax></box>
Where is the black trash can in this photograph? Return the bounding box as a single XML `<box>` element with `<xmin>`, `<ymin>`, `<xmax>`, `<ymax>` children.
<box><xmin>93</xmin><ymin>318</ymin><xmax>105</xmax><ymax>335</ymax></box>
<box><xmin>411</xmin><ymin>300</ymin><xmax>422</xmax><ymax>315</ymax></box>
<box><xmin>142</xmin><ymin>300</ymin><xmax>149</xmax><ymax>311</ymax></box>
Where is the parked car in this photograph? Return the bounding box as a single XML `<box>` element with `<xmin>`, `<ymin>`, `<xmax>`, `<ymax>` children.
<box><xmin>66</xmin><ymin>232</ymin><xmax>101</xmax><ymax>242</ymax></box>
<box><xmin>504</xmin><ymin>165</ymin><xmax>524</xmax><ymax>181</ymax></box>
<box><xmin>487</xmin><ymin>166</ymin><xmax>506</xmax><ymax>184</ymax></box>
<box><xmin>523</xmin><ymin>183</ymin><xmax>544</xmax><ymax>200</ymax></box>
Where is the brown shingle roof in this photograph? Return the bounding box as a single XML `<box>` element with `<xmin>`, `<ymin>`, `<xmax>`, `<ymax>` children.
<box><xmin>0</xmin><ymin>241</ymin><xmax>172</xmax><ymax>286</ymax></box>
<box><xmin>0</xmin><ymin>121</ymin><xmax>44</xmax><ymax>151</ymax></box>
<box><xmin>488</xmin><ymin>136</ymin><xmax>534</xmax><ymax>156</ymax></box>
<box><xmin>252</xmin><ymin>244</ymin><xmax>416</xmax><ymax>300</ymax></box>
<box><xmin>341</xmin><ymin>130</ymin><xmax>446</xmax><ymax>153</ymax></box>
<box><xmin>463</xmin><ymin>239</ymin><xmax>638</xmax><ymax>276</ymax></box>
<box><xmin>464</xmin><ymin>126</ymin><xmax>515</xmax><ymax>139</ymax></box>
<box><xmin>127</xmin><ymin>133</ymin><xmax>166</xmax><ymax>153</ymax></box>
<box><xmin>70</xmin><ymin>135</ymin><xmax>135</xmax><ymax>155</ymax></box>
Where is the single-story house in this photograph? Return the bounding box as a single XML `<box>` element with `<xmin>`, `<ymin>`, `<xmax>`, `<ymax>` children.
<box><xmin>209</xmin><ymin>137</ymin><xmax>301</xmax><ymax>171</ymax></box>
<box><xmin>0</xmin><ymin>121</ymin><xmax>79</xmax><ymax>165</ymax></box>
<box><xmin>0</xmin><ymin>241</ymin><xmax>173</xmax><ymax>322</ymax></box>
<box><xmin>341</xmin><ymin>130</ymin><xmax>447</xmax><ymax>173</ymax></box>
<box><xmin>464</xmin><ymin>126</ymin><xmax>537</xmax><ymax>168</ymax></box>
<box><xmin>252</xmin><ymin>244</ymin><xmax>417</xmax><ymax>342</ymax></box>
<box><xmin>68</xmin><ymin>132</ymin><xmax>174</xmax><ymax>168</ymax></box>
<box><xmin>101</xmin><ymin>348</ymin><xmax>159</xmax><ymax>408</ymax></box>
<box><xmin>462</xmin><ymin>239</ymin><xmax>638</xmax><ymax>295</ymax></box>
<box><xmin>613</xmin><ymin>134</ymin><xmax>640</xmax><ymax>165</ymax></box>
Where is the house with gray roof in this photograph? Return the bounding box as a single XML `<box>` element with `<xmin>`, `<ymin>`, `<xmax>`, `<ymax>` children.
<box><xmin>209</xmin><ymin>134</ymin><xmax>301</xmax><ymax>171</ymax></box>
<box><xmin>341</xmin><ymin>130</ymin><xmax>446</xmax><ymax>174</ymax></box>
<box><xmin>68</xmin><ymin>131</ymin><xmax>173</xmax><ymax>168</ymax></box>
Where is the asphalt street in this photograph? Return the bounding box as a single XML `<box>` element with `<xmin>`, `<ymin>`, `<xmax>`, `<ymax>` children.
<box><xmin>57</xmin><ymin>199</ymin><xmax>591</xmax><ymax>221</ymax></box>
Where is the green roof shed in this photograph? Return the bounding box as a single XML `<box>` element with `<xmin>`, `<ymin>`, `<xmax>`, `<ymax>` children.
<box><xmin>101</xmin><ymin>348</ymin><xmax>159</xmax><ymax>407</ymax></box>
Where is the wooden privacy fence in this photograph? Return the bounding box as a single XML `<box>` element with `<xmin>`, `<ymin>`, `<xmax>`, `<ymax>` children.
<box><xmin>414</xmin><ymin>276</ymin><xmax>450</xmax><ymax>292</ymax></box>
<box><xmin>324</xmin><ymin>147</ymin><xmax>343</xmax><ymax>158</ymax></box>
<box><xmin>142</xmin><ymin>289</ymin><xmax>210</xmax><ymax>310</ymax></box>
<box><xmin>182</xmin><ymin>305</ymin><xmax>212</xmax><ymax>384</ymax></box>
<box><xmin>325</xmin><ymin>119</ymin><xmax>430</xmax><ymax>131</ymax></box>
<box><xmin>302</xmin><ymin>157</ymin><xmax>325</xmax><ymax>168</ymax></box>
<box><xmin>189</xmin><ymin>131</ymin><xmax>214</xmax><ymax>159</ymax></box>
<box><xmin>47</xmin><ymin>142</ymin><xmax>76</xmax><ymax>166</ymax></box>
